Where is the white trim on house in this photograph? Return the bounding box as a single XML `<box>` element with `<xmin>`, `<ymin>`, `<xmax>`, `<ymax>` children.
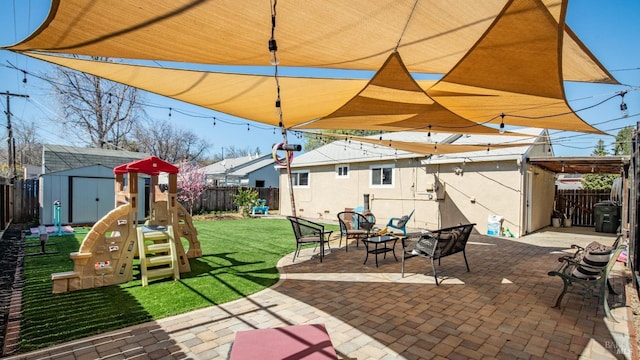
<box><xmin>369</xmin><ymin>164</ymin><xmax>394</xmax><ymax>188</ymax></box>
<box><xmin>335</xmin><ymin>164</ymin><xmax>349</xmax><ymax>179</ymax></box>
<box><xmin>291</xmin><ymin>170</ymin><xmax>310</xmax><ymax>188</ymax></box>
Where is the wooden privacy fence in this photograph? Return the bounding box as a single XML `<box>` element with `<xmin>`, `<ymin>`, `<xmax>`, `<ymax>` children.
<box><xmin>193</xmin><ymin>186</ymin><xmax>279</xmax><ymax>214</ymax></box>
<box><xmin>0</xmin><ymin>178</ymin><xmax>39</xmax><ymax>229</ymax></box>
<box><xmin>556</xmin><ymin>189</ymin><xmax>613</xmax><ymax>226</ymax></box>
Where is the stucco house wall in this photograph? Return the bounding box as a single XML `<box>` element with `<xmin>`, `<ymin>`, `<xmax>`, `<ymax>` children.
<box><xmin>279</xmin><ymin>129</ymin><xmax>555</xmax><ymax>237</ymax></box>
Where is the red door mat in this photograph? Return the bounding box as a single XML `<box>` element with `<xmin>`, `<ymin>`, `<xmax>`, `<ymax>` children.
<box><xmin>228</xmin><ymin>323</ymin><xmax>338</xmax><ymax>360</ymax></box>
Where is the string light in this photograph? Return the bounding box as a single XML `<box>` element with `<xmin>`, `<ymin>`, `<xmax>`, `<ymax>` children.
<box><xmin>427</xmin><ymin>125</ymin><xmax>432</xmax><ymax>140</ymax></box>
<box><xmin>268</xmin><ymin>10</ymin><xmax>279</xmax><ymax>65</ymax></box>
<box><xmin>619</xmin><ymin>91</ymin><xmax>629</xmax><ymax>117</ymax></box>
<box><xmin>22</xmin><ymin>71</ymin><xmax>27</xmax><ymax>84</ymax></box>
<box><xmin>168</xmin><ymin>107</ymin><xmax>172</xmax><ymax>118</ymax></box>
<box><xmin>499</xmin><ymin>113</ymin><xmax>505</xmax><ymax>134</ymax></box>
<box><xmin>275</xmin><ymin>99</ymin><xmax>282</xmax><ymax>116</ymax></box>
<box><xmin>213</xmin><ymin>117</ymin><xmax>216</xmax><ymax>126</ymax></box>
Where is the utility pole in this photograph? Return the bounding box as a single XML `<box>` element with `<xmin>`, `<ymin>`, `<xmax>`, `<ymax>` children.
<box><xmin>4</xmin><ymin>91</ymin><xmax>29</xmax><ymax>182</ymax></box>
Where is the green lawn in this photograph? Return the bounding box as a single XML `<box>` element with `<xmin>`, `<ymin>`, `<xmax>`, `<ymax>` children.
<box><xmin>19</xmin><ymin>218</ymin><xmax>336</xmax><ymax>352</ymax></box>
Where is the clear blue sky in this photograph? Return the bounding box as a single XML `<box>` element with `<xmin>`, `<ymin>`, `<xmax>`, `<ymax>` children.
<box><xmin>0</xmin><ymin>0</ymin><xmax>638</xmax><ymax>159</ymax></box>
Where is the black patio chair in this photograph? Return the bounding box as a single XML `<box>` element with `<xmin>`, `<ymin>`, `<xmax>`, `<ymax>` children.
<box><xmin>287</xmin><ymin>216</ymin><xmax>333</xmax><ymax>263</ymax></box>
<box><xmin>337</xmin><ymin>211</ymin><xmax>375</xmax><ymax>251</ymax></box>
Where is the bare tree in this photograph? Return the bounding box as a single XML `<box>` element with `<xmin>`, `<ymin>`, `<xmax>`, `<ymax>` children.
<box><xmin>14</xmin><ymin>121</ymin><xmax>42</xmax><ymax>166</ymax></box>
<box><xmin>50</xmin><ymin>57</ymin><xmax>141</xmax><ymax>149</ymax></box>
<box><xmin>133</xmin><ymin>119</ymin><xmax>209</xmax><ymax>163</ymax></box>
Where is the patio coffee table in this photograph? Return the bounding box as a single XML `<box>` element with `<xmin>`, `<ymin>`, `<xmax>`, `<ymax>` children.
<box><xmin>362</xmin><ymin>234</ymin><xmax>398</xmax><ymax>267</ymax></box>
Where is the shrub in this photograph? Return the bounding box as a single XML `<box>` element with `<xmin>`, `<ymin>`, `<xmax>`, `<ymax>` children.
<box><xmin>233</xmin><ymin>187</ymin><xmax>259</xmax><ymax>217</ymax></box>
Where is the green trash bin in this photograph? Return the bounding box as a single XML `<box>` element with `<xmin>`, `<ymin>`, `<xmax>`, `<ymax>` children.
<box><xmin>594</xmin><ymin>201</ymin><xmax>620</xmax><ymax>233</ymax></box>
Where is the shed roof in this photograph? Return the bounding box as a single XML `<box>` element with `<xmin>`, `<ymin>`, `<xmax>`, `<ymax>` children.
<box><xmin>42</xmin><ymin>144</ymin><xmax>149</xmax><ymax>173</ymax></box>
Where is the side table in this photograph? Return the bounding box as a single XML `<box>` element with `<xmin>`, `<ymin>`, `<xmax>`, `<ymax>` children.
<box><xmin>362</xmin><ymin>234</ymin><xmax>398</xmax><ymax>267</ymax></box>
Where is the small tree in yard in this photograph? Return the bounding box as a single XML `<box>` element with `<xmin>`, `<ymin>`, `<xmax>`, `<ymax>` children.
<box><xmin>233</xmin><ymin>187</ymin><xmax>259</xmax><ymax>217</ymax></box>
<box><xmin>177</xmin><ymin>161</ymin><xmax>206</xmax><ymax>215</ymax></box>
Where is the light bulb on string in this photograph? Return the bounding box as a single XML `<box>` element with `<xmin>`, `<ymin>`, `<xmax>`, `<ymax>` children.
<box><xmin>22</xmin><ymin>71</ymin><xmax>27</xmax><ymax>84</ymax></box>
<box><xmin>427</xmin><ymin>125</ymin><xmax>432</xmax><ymax>141</ymax></box>
<box><xmin>247</xmin><ymin>124</ymin><xmax>250</xmax><ymax>131</ymax></box>
<box><xmin>268</xmin><ymin>39</ymin><xmax>279</xmax><ymax>65</ymax></box>
<box><xmin>168</xmin><ymin>107</ymin><xmax>172</xmax><ymax>118</ymax></box>
<box><xmin>620</xmin><ymin>91</ymin><xmax>629</xmax><ymax>117</ymax></box>
<box><xmin>275</xmin><ymin>99</ymin><xmax>282</xmax><ymax>116</ymax></box>
<box><xmin>499</xmin><ymin>113</ymin><xmax>505</xmax><ymax>134</ymax></box>
<box><xmin>213</xmin><ymin>117</ymin><xmax>216</xmax><ymax>126</ymax></box>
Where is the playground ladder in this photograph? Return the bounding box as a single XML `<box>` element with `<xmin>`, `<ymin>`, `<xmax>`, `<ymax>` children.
<box><xmin>136</xmin><ymin>225</ymin><xmax>180</xmax><ymax>286</ymax></box>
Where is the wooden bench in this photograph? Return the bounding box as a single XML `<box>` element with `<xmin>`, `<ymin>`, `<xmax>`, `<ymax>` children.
<box><xmin>547</xmin><ymin>235</ymin><xmax>624</xmax><ymax>321</ymax></box>
<box><xmin>401</xmin><ymin>223</ymin><xmax>475</xmax><ymax>285</ymax></box>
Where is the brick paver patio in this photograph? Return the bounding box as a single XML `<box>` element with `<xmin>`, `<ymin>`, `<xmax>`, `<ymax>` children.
<box><xmin>4</xmin><ymin>226</ymin><xmax>636</xmax><ymax>359</ymax></box>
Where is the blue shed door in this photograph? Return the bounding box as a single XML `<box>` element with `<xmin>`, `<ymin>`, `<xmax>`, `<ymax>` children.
<box><xmin>71</xmin><ymin>177</ymin><xmax>115</xmax><ymax>224</ymax></box>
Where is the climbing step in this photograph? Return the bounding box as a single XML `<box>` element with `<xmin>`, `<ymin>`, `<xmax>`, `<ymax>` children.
<box><xmin>136</xmin><ymin>225</ymin><xmax>180</xmax><ymax>286</ymax></box>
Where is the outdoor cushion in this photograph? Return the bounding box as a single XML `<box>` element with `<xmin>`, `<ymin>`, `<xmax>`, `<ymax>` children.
<box><xmin>571</xmin><ymin>241</ymin><xmax>614</xmax><ymax>279</ymax></box>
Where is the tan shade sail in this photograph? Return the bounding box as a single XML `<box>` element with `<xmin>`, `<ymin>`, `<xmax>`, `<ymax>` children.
<box><xmin>427</xmin><ymin>0</ymin><xmax>605</xmax><ymax>134</ymax></box>
<box><xmin>17</xmin><ymin>0</ymin><xmax>609</xmax><ymax>139</ymax></box>
<box><xmin>6</xmin><ymin>0</ymin><xmax>615</xmax><ymax>83</ymax></box>
<box><xmin>300</xmin><ymin>52</ymin><xmax>501</xmax><ymax>134</ymax></box>
<box><xmin>26</xmin><ymin>53</ymin><xmax>368</xmax><ymax>128</ymax></box>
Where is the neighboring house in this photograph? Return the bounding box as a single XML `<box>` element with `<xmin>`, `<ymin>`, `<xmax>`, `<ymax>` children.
<box><xmin>202</xmin><ymin>154</ymin><xmax>278</xmax><ymax>188</ymax></box>
<box><xmin>39</xmin><ymin>144</ymin><xmax>149</xmax><ymax>225</ymax></box>
<box><xmin>279</xmin><ymin>128</ymin><xmax>556</xmax><ymax>237</ymax></box>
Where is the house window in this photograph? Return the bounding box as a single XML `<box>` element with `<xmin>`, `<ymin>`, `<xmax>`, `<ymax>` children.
<box><xmin>336</xmin><ymin>165</ymin><xmax>349</xmax><ymax>178</ymax></box>
<box><xmin>370</xmin><ymin>165</ymin><xmax>393</xmax><ymax>187</ymax></box>
<box><xmin>255</xmin><ymin>180</ymin><xmax>265</xmax><ymax>187</ymax></box>
<box><xmin>292</xmin><ymin>170</ymin><xmax>309</xmax><ymax>187</ymax></box>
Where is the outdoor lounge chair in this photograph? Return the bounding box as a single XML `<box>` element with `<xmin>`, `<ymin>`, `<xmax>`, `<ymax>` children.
<box><xmin>337</xmin><ymin>211</ymin><xmax>375</xmax><ymax>251</ymax></box>
<box><xmin>401</xmin><ymin>223</ymin><xmax>475</xmax><ymax>285</ymax></box>
<box><xmin>386</xmin><ymin>209</ymin><xmax>414</xmax><ymax>235</ymax></box>
<box><xmin>287</xmin><ymin>216</ymin><xmax>333</xmax><ymax>263</ymax></box>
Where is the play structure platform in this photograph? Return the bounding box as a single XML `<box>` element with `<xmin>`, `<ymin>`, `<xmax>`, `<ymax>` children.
<box><xmin>51</xmin><ymin>156</ymin><xmax>202</xmax><ymax>293</ymax></box>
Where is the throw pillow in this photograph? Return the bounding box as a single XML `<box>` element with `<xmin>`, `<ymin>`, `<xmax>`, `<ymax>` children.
<box><xmin>571</xmin><ymin>241</ymin><xmax>614</xmax><ymax>279</ymax></box>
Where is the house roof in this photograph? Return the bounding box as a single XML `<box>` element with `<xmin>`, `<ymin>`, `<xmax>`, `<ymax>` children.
<box><xmin>424</xmin><ymin>128</ymin><xmax>546</xmax><ymax>165</ymax></box>
<box><xmin>292</xmin><ymin>128</ymin><xmax>545</xmax><ymax>167</ymax></box>
<box><xmin>42</xmin><ymin>144</ymin><xmax>149</xmax><ymax>173</ymax></box>
<box><xmin>203</xmin><ymin>154</ymin><xmax>274</xmax><ymax>176</ymax></box>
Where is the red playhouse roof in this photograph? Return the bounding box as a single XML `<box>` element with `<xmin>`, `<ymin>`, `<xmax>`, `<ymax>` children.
<box><xmin>113</xmin><ymin>156</ymin><xmax>179</xmax><ymax>175</ymax></box>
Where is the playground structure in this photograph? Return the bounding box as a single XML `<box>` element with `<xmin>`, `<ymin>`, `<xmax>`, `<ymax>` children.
<box><xmin>51</xmin><ymin>156</ymin><xmax>202</xmax><ymax>293</ymax></box>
